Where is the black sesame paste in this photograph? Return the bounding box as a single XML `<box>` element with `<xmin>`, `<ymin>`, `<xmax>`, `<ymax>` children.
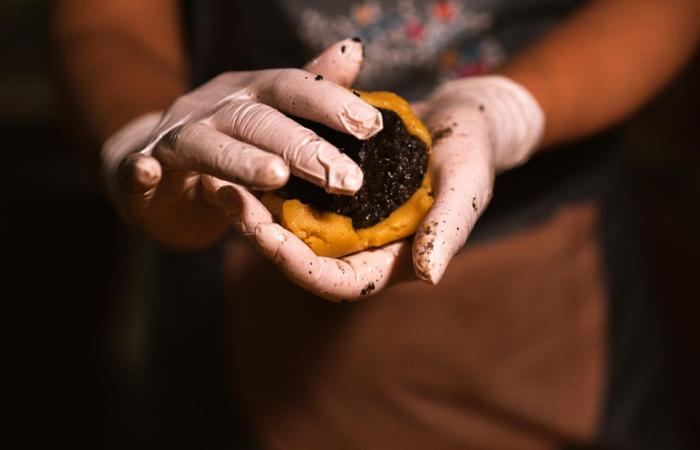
<box><xmin>278</xmin><ymin>108</ymin><xmax>429</xmax><ymax>229</ymax></box>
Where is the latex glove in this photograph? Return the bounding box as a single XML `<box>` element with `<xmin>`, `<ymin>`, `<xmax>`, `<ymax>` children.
<box><xmin>219</xmin><ymin>75</ymin><xmax>544</xmax><ymax>301</ymax></box>
<box><xmin>410</xmin><ymin>76</ymin><xmax>544</xmax><ymax>283</ymax></box>
<box><xmin>101</xmin><ymin>38</ymin><xmax>381</xmax><ymax>249</ymax></box>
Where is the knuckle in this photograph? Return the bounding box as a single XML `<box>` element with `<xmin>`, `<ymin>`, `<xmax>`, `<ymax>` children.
<box><xmin>160</xmin><ymin>123</ymin><xmax>206</xmax><ymax>153</ymax></box>
<box><xmin>231</xmin><ymin>102</ymin><xmax>279</xmax><ymax>139</ymax></box>
<box><xmin>284</xmin><ymin>130</ymin><xmax>318</xmax><ymax>163</ymax></box>
<box><xmin>159</xmin><ymin>125</ymin><xmax>185</xmax><ymax>151</ymax></box>
<box><xmin>212</xmin><ymin>142</ymin><xmax>238</xmax><ymax>173</ymax></box>
<box><xmin>266</xmin><ymin>68</ymin><xmax>304</xmax><ymax>95</ymax></box>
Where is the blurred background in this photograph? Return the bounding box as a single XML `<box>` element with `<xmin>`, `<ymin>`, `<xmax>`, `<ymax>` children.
<box><xmin>5</xmin><ymin>1</ymin><xmax>123</xmax><ymax>448</ymax></box>
<box><xmin>5</xmin><ymin>1</ymin><xmax>700</xmax><ymax>449</ymax></box>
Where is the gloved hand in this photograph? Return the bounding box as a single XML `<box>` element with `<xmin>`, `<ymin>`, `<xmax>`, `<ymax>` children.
<box><xmin>219</xmin><ymin>75</ymin><xmax>544</xmax><ymax>300</ymax></box>
<box><xmin>101</xmin><ymin>38</ymin><xmax>381</xmax><ymax>249</ymax></box>
<box><xmin>410</xmin><ymin>76</ymin><xmax>545</xmax><ymax>283</ymax></box>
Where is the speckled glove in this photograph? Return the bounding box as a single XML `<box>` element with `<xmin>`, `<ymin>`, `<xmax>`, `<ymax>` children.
<box><xmin>410</xmin><ymin>75</ymin><xmax>545</xmax><ymax>283</ymax></box>
<box><xmin>218</xmin><ymin>73</ymin><xmax>544</xmax><ymax>301</ymax></box>
<box><xmin>101</xmin><ymin>38</ymin><xmax>379</xmax><ymax>249</ymax></box>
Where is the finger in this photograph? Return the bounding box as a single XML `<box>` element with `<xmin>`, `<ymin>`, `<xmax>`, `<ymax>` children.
<box><xmin>199</xmin><ymin>174</ymin><xmax>231</xmax><ymax>205</ymax></box>
<box><xmin>217</xmin><ymin>183</ymin><xmax>273</xmax><ymax>236</ymax></box>
<box><xmin>252</xmin><ymin>223</ymin><xmax>408</xmax><ymax>302</ymax></box>
<box><xmin>211</xmin><ymin>100</ymin><xmax>363</xmax><ymax>195</ymax></box>
<box><xmin>217</xmin><ymin>184</ymin><xmax>412</xmax><ymax>300</ymax></box>
<box><xmin>118</xmin><ymin>153</ymin><xmax>162</xmax><ymax>194</ymax></box>
<box><xmin>254</xmin><ymin>68</ymin><xmax>383</xmax><ymax>140</ymax></box>
<box><xmin>302</xmin><ymin>37</ymin><xmax>364</xmax><ymax>88</ymax></box>
<box><xmin>153</xmin><ymin>122</ymin><xmax>289</xmax><ymax>190</ymax></box>
<box><xmin>412</xmin><ymin>125</ymin><xmax>494</xmax><ymax>285</ymax></box>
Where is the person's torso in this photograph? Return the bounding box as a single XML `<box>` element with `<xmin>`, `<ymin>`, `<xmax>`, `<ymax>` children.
<box><xmin>142</xmin><ymin>2</ymin><xmax>691</xmax><ymax>448</ymax></box>
<box><xmin>188</xmin><ymin>0</ymin><xmax>582</xmax><ymax>92</ymax></box>
<box><xmin>221</xmin><ymin>201</ymin><xmax>606</xmax><ymax>449</ymax></box>
<box><xmin>184</xmin><ymin>2</ymin><xmax>612</xmax><ymax>448</ymax></box>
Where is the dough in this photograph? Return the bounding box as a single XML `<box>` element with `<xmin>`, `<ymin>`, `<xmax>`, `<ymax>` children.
<box><xmin>263</xmin><ymin>91</ymin><xmax>433</xmax><ymax>258</ymax></box>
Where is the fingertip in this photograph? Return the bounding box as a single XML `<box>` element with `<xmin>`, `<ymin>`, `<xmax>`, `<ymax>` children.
<box><xmin>120</xmin><ymin>153</ymin><xmax>161</xmax><ymax>193</ymax></box>
<box><xmin>340</xmin><ymin>103</ymin><xmax>383</xmax><ymax>140</ymax></box>
<box><xmin>255</xmin><ymin>158</ymin><xmax>289</xmax><ymax>190</ymax></box>
<box><xmin>339</xmin><ymin>37</ymin><xmax>364</xmax><ymax>64</ymax></box>
<box><xmin>292</xmin><ymin>138</ymin><xmax>364</xmax><ymax>195</ymax></box>
<box><xmin>344</xmin><ymin>164</ymin><xmax>364</xmax><ymax>193</ymax></box>
<box><xmin>426</xmin><ymin>266</ymin><xmax>446</xmax><ymax>285</ymax></box>
<box><xmin>412</xmin><ymin>231</ymin><xmax>445</xmax><ymax>286</ymax></box>
<box><xmin>302</xmin><ymin>38</ymin><xmax>365</xmax><ymax>87</ymax></box>
<box><xmin>135</xmin><ymin>155</ymin><xmax>162</xmax><ymax>187</ymax></box>
<box><xmin>327</xmin><ymin>162</ymin><xmax>364</xmax><ymax>195</ymax></box>
<box><xmin>413</xmin><ymin>259</ymin><xmax>433</xmax><ymax>285</ymax></box>
<box><xmin>413</xmin><ymin>259</ymin><xmax>443</xmax><ymax>286</ymax></box>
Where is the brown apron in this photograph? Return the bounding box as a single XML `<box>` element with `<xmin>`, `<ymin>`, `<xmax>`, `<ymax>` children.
<box><xmin>222</xmin><ymin>200</ymin><xmax>607</xmax><ymax>449</ymax></box>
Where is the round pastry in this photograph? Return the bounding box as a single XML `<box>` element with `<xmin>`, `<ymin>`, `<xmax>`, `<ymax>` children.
<box><xmin>262</xmin><ymin>91</ymin><xmax>433</xmax><ymax>258</ymax></box>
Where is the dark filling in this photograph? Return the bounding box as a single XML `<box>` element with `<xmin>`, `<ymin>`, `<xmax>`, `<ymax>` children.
<box><xmin>278</xmin><ymin>108</ymin><xmax>429</xmax><ymax>229</ymax></box>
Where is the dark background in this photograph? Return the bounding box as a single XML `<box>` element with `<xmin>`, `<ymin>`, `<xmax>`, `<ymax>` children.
<box><xmin>5</xmin><ymin>1</ymin><xmax>700</xmax><ymax>449</ymax></box>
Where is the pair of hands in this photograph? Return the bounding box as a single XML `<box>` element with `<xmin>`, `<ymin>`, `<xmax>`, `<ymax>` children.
<box><xmin>103</xmin><ymin>38</ymin><xmax>544</xmax><ymax>301</ymax></box>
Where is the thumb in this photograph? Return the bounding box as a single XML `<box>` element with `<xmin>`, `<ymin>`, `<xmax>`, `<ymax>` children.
<box><xmin>302</xmin><ymin>37</ymin><xmax>364</xmax><ymax>88</ymax></box>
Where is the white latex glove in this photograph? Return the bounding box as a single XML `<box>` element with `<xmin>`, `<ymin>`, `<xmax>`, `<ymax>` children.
<box><xmin>410</xmin><ymin>76</ymin><xmax>544</xmax><ymax>283</ymax></box>
<box><xmin>101</xmin><ymin>38</ymin><xmax>380</xmax><ymax>249</ymax></box>
<box><xmin>219</xmin><ymin>75</ymin><xmax>544</xmax><ymax>301</ymax></box>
